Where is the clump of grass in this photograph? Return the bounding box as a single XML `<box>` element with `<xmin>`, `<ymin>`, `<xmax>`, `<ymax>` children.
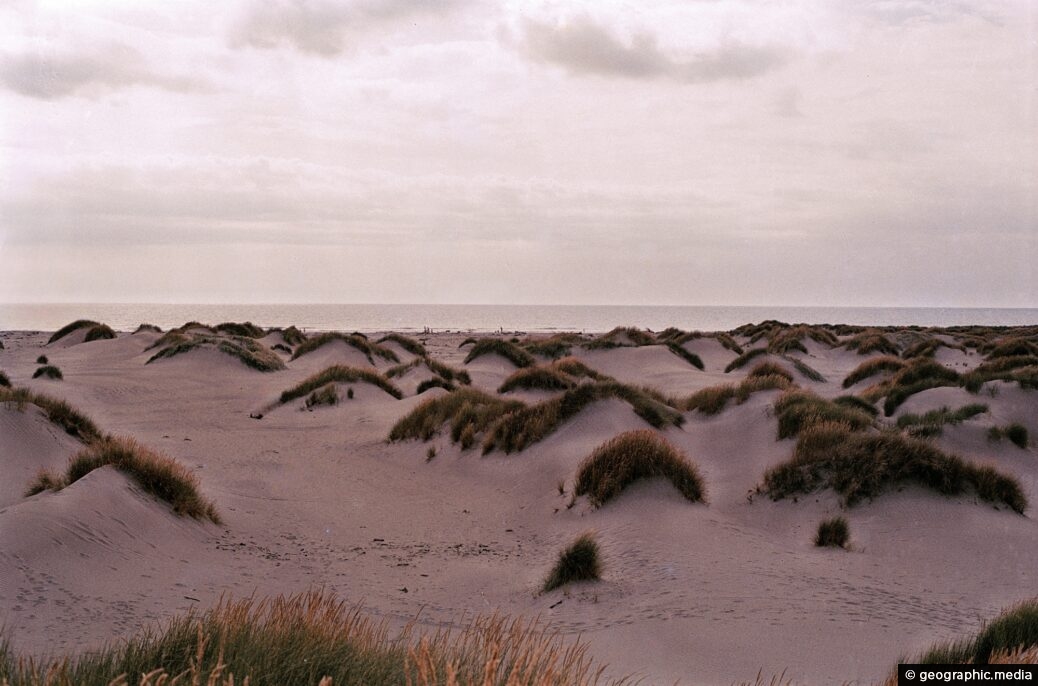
<box><xmin>552</xmin><ymin>357</ymin><xmax>607</xmax><ymax>380</ymax></box>
<box><xmin>214</xmin><ymin>321</ymin><xmax>266</xmax><ymax>338</ymax></box>
<box><xmin>32</xmin><ymin>365</ymin><xmax>63</xmax><ymax>380</ymax></box>
<box><xmin>666</xmin><ymin>342</ymin><xmax>704</xmax><ymax>370</ymax></box>
<box><xmin>387</xmin><ymin>356</ymin><xmax>471</xmax><ymax>386</ymax></box>
<box><xmin>133</xmin><ymin>323</ymin><xmax>163</xmax><ymax>334</ymax></box>
<box><xmin>832</xmin><ymin>395</ymin><xmax>879</xmax><ymax>417</ymax></box>
<box><xmin>463</xmin><ymin>339</ymin><xmax>535</xmax><ymax>368</ymax></box>
<box><xmin>860</xmin><ymin>359</ymin><xmax>961</xmax><ymax>416</ymax></box>
<box><xmin>28</xmin><ymin>435</ymin><xmax>220</xmax><ymax>522</ymax></box>
<box><xmin>147</xmin><ymin>334</ymin><xmax>286</xmax><ymax>372</ymax></box>
<box><xmin>305</xmin><ymin>384</ymin><xmax>339</xmax><ymax>408</ymax></box>
<box><xmin>986</xmin><ymin>337</ymin><xmax>1038</xmax><ymax>359</ymax></box>
<box><xmin>844</xmin><ymin>331</ymin><xmax>900</xmax><ymax>356</ymax></box>
<box><xmin>36</xmin><ymin>355</ymin><xmax>49</xmax><ymax>364</ymax></box>
<box><xmin>291</xmin><ymin>332</ymin><xmax>398</xmax><ymax>364</ymax></box>
<box><xmin>747</xmin><ymin>361</ymin><xmax>794</xmax><ymax>383</ymax></box>
<box><xmin>458</xmin><ymin>337</ymin><xmax>478</xmax><ymax>348</ymax></box>
<box><xmin>902</xmin><ymin>338</ymin><xmax>965</xmax><ymax>359</ymax></box>
<box><xmin>483</xmin><ymin>382</ymin><xmax>683</xmax><ymax>455</ymax></box>
<box><xmin>785</xmin><ymin>356</ymin><xmax>826</xmax><ymax>383</ymax></box>
<box><xmin>0</xmin><ymin>370</ymin><xmax>9</xmax><ymax>388</ymax></box>
<box><xmin>773</xmin><ymin>390</ymin><xmax>875</xmax><ymax>439</ymax></box>
<box><xmin>724</xmin><ymin>348</ymin><xmax>768</xmax><ymax>373</ymax></box>
<box><xmin>683</xmin><ymin>384</ymin><xmax>736</xmax><ymax>415</ymax></box>
<box><xmin>416</xmin><ymin>377</ymin><xmax>455</xmax><ymax>394</ymax></box>
<box><xmin>272</xmin><ymin>343</ymin><xmax>292</xmax><ymax>354</ymax></box>
<box><xmin>542</xmin><ymin>533</ymin><xmax>602</xmax><ymax>593</ymax></box>
<box><xmin>280</xmin><ymin>366</ymin><xmax>402</xmax><ymax>403</ymax></box>
<box><xmin>82</xmin><ymin>323</ymin><xmax>116</xmax><ymax>342</ymax></box>
<box><xmin>896</xmin><ymin>404</ymin><xmax>989</xmax><ymax>437</ymax></box>
<box><xmin>47</xmin><ymin>319</ymin><xmax>101</xmax><ymax>344</ymax></box>
<box><xmin>0</xmin><ymin>589</ymin><xmax>614</xmax><ymax>686</ymax></box>
<box><xmin>814</xmin><ymin>517</ymin><xmax>849</xmax><ymax>548</ymax></box>
<box><xmin>574</xmin><ymin>430</ymin><xmax>706</xmax><ymax>507</ymax></box>
<box><xmin>498</xmin><ymin>366</ymin><xmax>577</xmax><ymax>393</ymax></box>
<box><xmin>0</xmin><ymin>387</ymin><xmax>102</xmax><ymax>443</ymax></box>
<box><xmin>377</xmin><ymin>333</ymin><xmax>427</xmax><ymax>357</ymax></box>
<box><xmin>733</xmin><ymin>374</ymin><xmax>796</xmax><ymax>403</ymax></box>
<box><xmin>760</xmin><ymin>422</ymin><xmax>1027</xmax><ymax>513</ymax></box>
<box><xmin>388</xmin><ymin>388</ymin><xmax>525</xmax><ymax>443</ymax></box>
<box><xmin>842</xmin><ymin>356</ymin><xmax>905</xmax><ymax>388</ymax></box>
<box><xmin>584</xmin><ymin>326</ymin><xmax>656</xmax><ymax>349</ymax></box>
<box><xmin>25</xmin><ymin>468</ymin><xmax>64</xmax><ymax>496</ymax></box>
<box><xmin>522</xmin><ymin>333</ymin><xmax>585</xmax><ymax>359</ymax></box>
<box><xmin>912</xmin><ymin>599</ymin><xmax>1038</xmax><ymax>665</ymax></box>
<box><xmin>988</xmin><ymin>423</ymin><xmax>1029</xmax><ymax>449</ymax></box>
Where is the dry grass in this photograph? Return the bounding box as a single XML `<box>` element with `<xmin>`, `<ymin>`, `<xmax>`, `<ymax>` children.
<box><xmin>842</xmin><ymin>356</ymin><xmax>905</xmax><ymax>389</ymax></box>
<box><xmin>26</xmin><ymin>435</ymin><xmax>220</xmax><ymax>522</ymax></box>
<box><xmin>733</xmin><ymin>374</ymin><xmax>795</xmax><ymax>403</ymax></box>
<box><xmin>498</xmin><ymin>366</ymin><xmax>577</xmax><ymax>393</ymax></box>
<box><xmin>377</xmin><ymin>334</ymin><xmax>428</xmax><ymax>357</ymax></box>
<box><xmin>760</xmin><ymin>422</ymin><xmax>1027</xmax><ymax>513</ymax></box>
<box><xmin>305</xmin><ymin>384</ymin><xmax>339</xmax><ymax>408</ymax></box>
<box><xmin>748</xmin><ymin>362</ymin><xmax>794</xmax><ymax>383</ymax></box>
<box><xmin>552</xmin><ymin>357</ymin><xmax>607</xmax><ymax>380</ymax></box>
<box><xmin>147</xmin><ymin>334</ymin><xmax>286</xmax><ymax>372</ymax></box>
<box><xmin>83</xmin><ymin>324</ymin><xmax>116</xmax><ymax>342</ymax></box>
<box><xmin>843</xmin><ymin>331</ymin><xmax>900</xmax><ymax>356</ymax></box>
<box><xmin>214</xmin><ymin>321</ymin><xmax>266</xmax><ymax>338</ymax></box>
<box><xmin>683</xmin><ymin>384</ymin><xmax>737</xmax><ymax>415</ymax></box>
<box><xmin>522</xmin><ymin>333</ymin><xmax>586</xmax><ymax>360</ymax></box>
<box><xmin>47</xmin><ymin>320</ymin><xmax>100</xmax><ymax>344</ymax></box>
<box><xmin>814</xmin><ymin>517</ymin><xmax>849</xmax><ymax>548</ymax></box>
<box><xmin>32</xmin><ymin>365</ymin><xmax>63</xmax><ymax>380</ymax></box>
<box><xmin>542</xmin><ymin>533</ymin><xmax>602</xmax><ymax>592</ymax></box>
<box><xmin>902</xmin><ymin>338</ymin><xmax>966</xmax><ymax>359</ymax></box>
<box><xmin>35</xmin><ymin>355</ymin><xmax>48</xmax><ymax>364</ymax></box>
<box><xmin>133</xmin><ymin>323</ymin><xmax>163</xmax><ymax>334</ymax></box>
<box><xmin>416</xmin><ymin>378</ymin><xmax>455</xmax><ymax>394</ymax></box>
<box><xmin>291</xmin><ymin>332</ymin><xmax>399</xmax><ymax>364</ymax></box>
<box><xmin>0</xmin><ymin>589</ymin><xmax>621</xmax><ymax>686</ymax></box>
<box><xmin>772</xmin><ymin>390</ymin><xmax>876</xmax><ymax>439</ymax></box>
<box><xmin>388</xmin><ymin>388</ymin><xmax>525</xmax><ymax>444</ymax></box>
<box><xmin>574</xmin><ymin>430</ymin><xmax>706</xmax><ymax>507</ymax></box>
<box><xmin>986</xmin><ymin>337</ymin><xmax>1038</xmax><ymax>359</ymax></box>
<box><xmin>482</xmin><ymin>382</ymin><xmax>683</xmax><ymax>455</ymax></box>
<box><xmin>784</xmin><ymin>356</ymin><xmax>826</xmax><ymax>383</ymax></box>
<box><xmin>0</xmin><ymin>387</ymin><xmax>103</xmax><ymax>443</ymax></box>
<box><xmin>896</xmin><ymin>404</ymin><xmax>988</xmax><ymax>437</ymax></box>
<box><xmin>464</xmin><ymin>339</ymin><xmax>535</xmax><ymax>368</ymax></box>
<box><xmin>0</xmin><ymin>371</ymin><xmax>9</xmax><ymax>388</ymax></box>
<box><xmin>280</xmin><ymin>366</ymin><xmax>403</xmax><ymax>403</ymax></box>
<box><xmin>387</xmin><ymin>357</ymin><xmax>471</xmax><ymax>386</ymax></box>
<box><xmin>860</xmin><ymin>359</ymin><xmax>961</xmax><ymax>415</ymax></box>
<box><xmin>724</xmin><ymin>348</ymin><xmax>768</xmax><ymax>373</ymax></box>
<box><xmin>584</xmin><ymin>327</ymin><xmax>656</xmax><ymax>349</ymax></box>
<box><xmin>906</xmin><ymin>598</ymin><xmax>1038</xmax><ymax>666</ymax></box>
<box><xmin>665</xmin><ymin>342</ymin><xmax>704</xmax><ymax>370</ymax></box>
<box><xmin>988</xmin><ymin>423</ymin><xmax>1030</xmax><ymax>449</ymax></box>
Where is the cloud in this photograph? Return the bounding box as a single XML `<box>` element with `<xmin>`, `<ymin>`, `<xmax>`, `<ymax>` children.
<box><xmin>848</xmin><ymin>0</ymin><xmax>1004</xmax><ymax>26</ymax></box>
<box><xmin>518</xmin><ymin>15</ymin><xmax>788</xmax><ymax>83</ymax></box>
<box><xmin>230</xmin><ymin>0</ymin><xmax>467</xmax><ymax>57</ymax></box>
<box><xmin>0</xmin><ymin>44</ymin><xmax>211</xmax><ymax>100</ymax></box>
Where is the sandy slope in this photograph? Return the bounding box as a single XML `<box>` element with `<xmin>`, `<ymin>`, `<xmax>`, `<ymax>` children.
<box><xmin>0</xmin><ymin>327</ymin><xmax>1035</xmax><ymax>684</ymax></box>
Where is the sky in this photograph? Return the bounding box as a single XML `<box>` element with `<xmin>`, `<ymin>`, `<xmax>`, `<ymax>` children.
<box><xmin>0</xmin><ymin>0</ymin><xmax>1035</xmax><ymax>307</ymax></box>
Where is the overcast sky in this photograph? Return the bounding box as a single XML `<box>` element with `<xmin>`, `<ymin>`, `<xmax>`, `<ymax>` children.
<box><xmin>0</xmin><ymin>0</ymin><xmax>1035</xmax><ymax>307</ymax></box>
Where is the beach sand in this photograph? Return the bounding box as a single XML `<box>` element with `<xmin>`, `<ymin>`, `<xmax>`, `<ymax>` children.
<box><xmin>0</xmin><ymin>324</ymin><xmax>1035</xmax><ymax>684</ymax></box>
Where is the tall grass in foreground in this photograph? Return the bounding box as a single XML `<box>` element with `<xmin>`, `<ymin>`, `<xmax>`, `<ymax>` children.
<box><xmin>25</xmin><ymin>435</ymin><xmax>220</xmax><ymax>523</ymax></box>
<box><xmin>542</xmin><ymin>533</ymin><xmax>602</xmax><ymax>593</ymax></box>
<box><xmin>0</xmin><ymin>590</ymin><xmax>621</xmax><ymax>686</ymax></box>
<box><xmin>905</xmin><ymin>598</ymin><xmax>1038</xmax><ymax>666</ymax></box>
<box><xmin>760</xmin><ymin>422</ymin><xmax>1027</xmax><ymax>513</ymax></box>
<box><xmin>574</xmin><ymin>430</ymin><xmax>706</xmax><ymax>507</ymax></box>
<box><xmin>0</xmin><ymin>387</ymin><xmax>102</xmax><ymax>443</ymax></box>
<box><xmin>279</xmin><ymin>366</ymin><xmax>403</xmax><ymax>403</ymax></box>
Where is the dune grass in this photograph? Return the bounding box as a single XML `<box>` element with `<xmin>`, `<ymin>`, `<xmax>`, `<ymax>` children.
<box><xmin>0</xmin><ymin>387</ymin><xmax>103</xmax><ymax>443</ymax></box>
<box><xmin>724</xmin><ymin>347</ymin><xmax>768</xmax><ymax>373</ymax></box>
<box><xmin>498</xmin><ymin>366</ymin><xmax>577</xmax><ymax>393</ymax></box>
<box><xmin>377</xmin><ymin>333</ymin><xmax>427</xmax><ymax>357</ymax></box>
<box><xmin>47</xmin><ymin>319</ymin><xmax>100</xmax><ymax>344</ymax></box>
<box><xmin>0</xmin><ymin>371</ymin><xmax>9</xmax><ymax>388</ymax></box>
<box><xmin>988</xmin><ymin>423</ymin><xmax>1029</xmax><ymax>449</ymax></box>
<box><xmin>733</xmin><ymin>374</ymin><xmax>796</xmax><ymax>403</ymax></box>
<box><xmin>760</xmin><ymin>422</ymin><xmax>1027</xmax><ymax>513</ymax></box>
<box><xmin>482</xmin><ymin>382</ymin><xmax>683</xmax><ymax>455</ymax></box>
<box><xmin>682</xmin><ymin>384</ymin><xmax>735</xmax><ymax>415</ymax></box>
<box><xmin>584</xmin><ymin>326</ymin><xmax>656</xmax><ymax>350</ymax></box>
<box><xmin>814</xmin><ymin>517</ymin><xmax>849</xmax><ymax>548</ymax></box>
<box><xmin>416</xmin><ymin>377</ymin><xmax>455</xmax><ymax>394</ymax></box>
<box><xmin>463</xmin><ymin>339</ymin><xmax>535</xmax><ymax>368</ymax></box>
<box><xmin>388</xmin><ymin>388</ymin><xmax>525</xmax><ymax>444</ymax></box>
<box><xmin>522</xmin><ymin>333</ymin><xmax>585</xmax><ymax>359</ymax></box>
<box><xmin>859</xmin><ymin>359</ymin><xmax>962</xmax><ymax>415</ymax></box>
<box><xmin>0</xmin><ymin>589</ymin><xmax>619</xmax><ymax>686</ymax></box>
<box><xmin>665</xmin><ymin>342</ymin><xmax>704</xmax><ymax>370</ymax></box>
<box><xmin>32</xmin><ymin>365</ymin><xmax>62</xmax><ymax>380</ymax></box>
<box><xmin>552</xmin><ymin>357</ymin><xmax>607</xmax><ymax>380</ymax></box>
<box><xmin>147</xmin><ymin>335</ymin><xmax>286</xmax><ymax>372</ymax></box>
<box><xmin>83</xmin><ymin>324</ymin><xmax>116</xmax><ymax>342</ymax></box>
<box><xmin>26</xmin><ymin>435</ymin><xmax>220</xmax><ymax>522</ymax></box>
<box><xmin>772</xmin><ymin>390</ymin><xmax>875</xmax><ymax>439</ymax></box>
<box><xmin>844</xmin><ymin>331</ymin><xmax>900</xmax><ymax>356</ymax></box>
<box><xmin>910</xmin><ymin>598</ymin><xmax>1038</xmax><ymax>665</ymax></box>
<box><xmin>304</xmin><ymin>384</ymin><xmax>339</xmax><ymax>408</ymax></box>
<box><xmin>747</xmin><ymin>361</ymin><xmax>794</xmax><ymax>383</ymax></box>
<box><xmin>785</xmin><ymin>356</ymin><xmax>826</xmax><ymax>383</ymax></box>
<box><xmin>542</xmin><ymin>533</ymin><xmax>602</xmax><ymax>593</ymax></box>
<box><xmin>896</xmin><ymin>404</ymin><xmax>989</xmax><ymax>437</ymax></box>
<box><xmin>986</xmin><ymin>338</ymin><xmax>1038</xmax><ymax>359</ymax></box>
<box><xmin>291</xmin><ymin>332</ymin><xmax>398</xmax><ymax>364</ymax></box>
<box><xmin>386</xmin><ymin>356</ymin><xmax>472</xmax><ymax>387</ymax></box>
<box><xmin>574</xmin><ymin>430</ymin><xmax>706</xmax><ymax>507</ymax></box>
<box><xmin>214</xmin><ymin>321</ymin><xmax>266</xmax><ymax>338</ymax></box>
<box><xmin>35</xmin><ymin>355</ymin><xmax>48</xmax><ymax>364</ymax></box>
<box><xmin>280</xmin><ymin>366</ymin><xmax>403</xmax><ymax>403</ymax></box>
<box><xmin>842</xmin><ymin>356</ymin><xmax>905</xmax><ymax>389</ymax></box>
<box><xmin>902</xmin><ymin>338</ymin><xmax>966</xmax><ymax>359</ymax></box>
<box><xmin>832</xmin><ymin>395</ymin><xmax>879</xmax><ymax>417</ymax></box>
<box><xmin>133</xmin><ymin>323</ymin><xmax>163</xmax><ymax>334</ymax></box>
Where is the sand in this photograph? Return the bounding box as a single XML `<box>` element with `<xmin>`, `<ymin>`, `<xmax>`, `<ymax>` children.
<box><xmin>0</xmin><ymin>325</ymin><xmax>1035</xmax><ymax>684</ymax></box>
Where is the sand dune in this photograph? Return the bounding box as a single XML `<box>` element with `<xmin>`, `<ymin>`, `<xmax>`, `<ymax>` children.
<box><xmin>0</xmin><ymin>323</ymin><xmax>1036</xmax><ymax>683</ymax></box>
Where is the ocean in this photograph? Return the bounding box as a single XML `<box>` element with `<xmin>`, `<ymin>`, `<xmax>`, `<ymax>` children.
<box><xmin>1</xmin><ymin>303</ymin><xmax>1036</xmax><ymax>333</ymax></box>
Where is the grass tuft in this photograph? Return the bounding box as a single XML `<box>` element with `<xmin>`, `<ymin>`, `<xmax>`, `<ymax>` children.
<box><xmin>842</xmin><ymin>356</ymin><xmax>905</xmax><ymax>388</ymax></box>
<box><xmin>291</xmin><ymin>332</ymin><xmax>399</xmax><ymax>364</ymax></box>
<box><xmin>896</xmin><ymin>404</ymin><xmax>989</xmax><ymax>437</ymax></box>
<box><xmin>574</xmin><ymin>430</ymin><xmax>706</xmax><ymax>507</ymax></box>
<box><xmin>814</xmin><ymin>516</ymin><xmax>849</xmax><ymax>548</ymax></box>
<box><xmin>683</xmin><ymin>384</ymin><xmax>736</xmax><ymax>415</ymax></box>
<box><xmin>666</xmin><ymin>342</ymin><xmax>704</xmax><ymax>370</ymax></box>
<box><xmin>133</xmin><ymin>323</ymin><xmax>163</xmax><ymax>334</ymax></box>
<box><xmin>498</xmin><ymin>366</ymin><xmax>577</xmax><ymax>393</ymax></box>
<box><xmin>542</xmin><ymin>533</ymin><xmax>602</xmax><ymax>593</ymax></box>
<box><xmin>0</xmin><ymin>387</ymin><xmax>102</xmax><ymax>443</ymax></box>
<box><xmin>83</xmin><ymin>324</ymin><xmax>116</xmax><ymax>342</ymax></box>
<box><xmin>280</xmin><ymin>366</ymin><xmax>403</xmax><ymax>403</ymax></box>
<box><xmin>748</xmin><ymin>361</ymin><xmax>794</xmax><ymax>383</ymax></box>
<box><xmin>416</xmin><ymin>377</ymin><xmax>455</xmax><ymax>394</ymax></box>
<box><xmin>47</xmin><ymin>320</ymin><xmax>100</xmax><ymax>344</ymax></box>
<box><xmin>377</xmin><ymin>333</ymin><xmax>427</xmax><ymax>357</ymax></box>
<box><xmin>214</xmin><ymin>321</ymin><xmax>266</xmax><ymax>338</ymax></box>
<box><xmin>844</xmin><ymin>331</ymin><xmax>900</xmax><ymax>356</ymax></box>
<box><xmin>761</xmin><ymin>422</ymin><xmax>1027</xmax><ymax>513</ymax></box>
<box><xmin>147</xmin><ymin>334</ymin><xmax>286</xmax><ymax>372</ymax></box>
<box><xmin>785</xmin><ymin>356</ymin><xmax>827</xmax><ymax>383</ymax></box>
<box><xmin>913</xmin><ymin>599</ymin><xmax>1038</xmax><ymax>665</ymax></box>
<box><xmin>0</xmin><ymin>370</ymin><xmax>10</xmax><ymax>388</ymax></box>
<box><xmin>988</xmin><ymin>423</ymin><xmax>1029</xmax><ymax>449</ymax></box>
<box><xmin>464</xmin><ymin>339</ymin><xmax>535</xmax><ymax>368</ymax></box>
<box><xmin>388</xmin><ymin>388</ymin><xmax>524</xmax><ymax>444</ymax></box>
<box><xmin>773</xmin><ymin>390</ymin><xmax>874</xmax><ymax>438</ymax></box>
<box><xmin>32</xmin><ymin>365</ymin><xmax>63</xmax><ymax>380</ymax></box>
<box><xmin>305</xmin><ymin>384</ymin><xmax>339</xmax><ymax>408</ymax></box>
<box><xmin>584</xmin><ymin>326</ymin><xmax>656</xmax><ymax>349</ymax></box>
<box><xmin>724</xmin><ymin>348</ymin><xmax>768</xmax><ymax>373</ymax></box>
<box><xmin>36</xmin><ymin>355</ymin><xmax>48</xmax><ymax>364</ymax></box>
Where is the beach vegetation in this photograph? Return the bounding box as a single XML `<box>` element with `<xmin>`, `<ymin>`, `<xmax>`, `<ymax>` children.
<box><xmin>376</xmin><ymin>334</ymin><xmax>427</xmax><ymax>357</ymax></box>
<box><xmin>896</xmin><ymin>404</ymin><xmax>989</xmax><ymax>437</ymax></box>
<box><xmin>724</xmin><ymin>348</ymin><xmax>768</xmax><ymax>373</ymax></box>
<box><xmin>32</xmin><ymin>365</ymin><xmax>63</xmax><ymax>380</ymax></box>
<box><xmin>814</xmin><ymin>517</ymin><xmax>849</xmax><ymax>548</ymax></box>
<box><xmin>83</xmin><ymin>324</ymin><xmax>116</xmax><ymax>342</ymax></box>
<box><xmin>147</xmin><ymin>335</ymin><xmax>286</xmax><ymax>372</ymax></box>
<box><xmin>988</xmin><ymin>423</ymin><xmax>1029</xmax><ymax>449</ymax></box>
<box><xmin>912</xmin><ymin>599</ymin><xmax>1038</xmax><ymax>665</ymax></box>
<box><xmin>214</xmin><ymin>322</ymin><xmax>266</xmax><ymax>338</ymax></box>
<box><xmin>665</xmin><ymin>342</ymin><xmax>704</xmax><ymax>370</ymax></box>
<box><xmin>843</xmin><ymin>331</ymin><xmax>900</xmax><ymax>356</ymax></box>
<box><xmin>0</xmin><ymin>387</ymin><xmax>102</xmax><ymax>443</ymax></box>
<box><xmin>842</xmin><ymin>356</ymin><xmax>905</xmax><ymax>388</ymax></box>
<box><xmin>47</xmin><ymin>320</ymin><xmax>100</xmax><ymax>344</ymax></box>
<box><xmin>291</xmin><ymin>332</ymin><xmax>398</xmax><ymax>364</ymax></box>
<box><xmin>542</xmin><ymin>533</ymin><xmax>602</xmax><ymax>593</ymax></box>
<box><xmin>773</xmin><ymin>390</ymin><xmax>875</xmax><ymax>439</ymax></box>
<box><xmin>133</xmin><ymin>323</ymin><xmax>163</xmax><ymax>334</ymax></box>
<box><xmin>280</xmin><ymin>366</ymin><xmax>402</xmax><ymax>403</ymax></box>
<box><xmin>388</xmin><ymin>388</ymin><xmax>524</xmax><ymax>444</ymax></box>
<box><xmin>463</xmin><ymin>339</ymin><xmax>535</xmax><ymax>368</ymax></box>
